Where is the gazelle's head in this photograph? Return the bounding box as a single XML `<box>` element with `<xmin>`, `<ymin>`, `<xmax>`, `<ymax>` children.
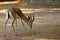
<box><xmin>28</xmin><ymin>14</ymin><xmax>34</xmax><ymax>29</ymax></box>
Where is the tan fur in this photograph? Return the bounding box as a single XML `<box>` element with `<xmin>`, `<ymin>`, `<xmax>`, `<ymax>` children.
<box><xmin>5</xmin><ymin>8</ymin><xmax>34</xmax><ymax>33</ymax></box>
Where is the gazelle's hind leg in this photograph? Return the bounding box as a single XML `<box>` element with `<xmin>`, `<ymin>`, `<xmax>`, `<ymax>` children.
<box><xmin>5</xmin><ymin>19</ymin><xmax>9</xmax><ymax>31</ymax></box>
<box><xmin>5</xmin><ymin>12</ymin><xmax>10</xmax><ymax>31</ymax></box>
<box><xmin>11</xmin><ymin>11</ymin><xmax>17</xmax><ymax>33</ymax></box>
<box><xmin>12</xmin><ymin>19</ymin><xmax>16</xmax><ymax>33</ymax></box>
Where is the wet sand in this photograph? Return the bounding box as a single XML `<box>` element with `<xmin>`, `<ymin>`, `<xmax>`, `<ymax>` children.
<box><xmin>0</xmin><ymin>10</ymin><xmax>60</xmax><ymax>40</ymax></box>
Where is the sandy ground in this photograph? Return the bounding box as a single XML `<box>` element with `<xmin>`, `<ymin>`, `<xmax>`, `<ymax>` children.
<box><xmin>0</xmin><ymin>10</ymin><xmax>60</xmax><ymax>40</ymax></box>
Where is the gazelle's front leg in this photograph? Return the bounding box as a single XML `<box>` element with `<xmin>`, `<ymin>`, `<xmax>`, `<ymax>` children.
<box><xmin>21</xmin><ymin>19</ymin><xmax>26</xmax><ymax>32</ymax></box>
<box><xmin>16</xmin><ymin>19</ymin><xmax>18</xmax><ymax>28</ymax></box>
<box><xmin>21</xmin><ymin>19</ymin><xmax>24</xmax><ymax>28</ymax></box>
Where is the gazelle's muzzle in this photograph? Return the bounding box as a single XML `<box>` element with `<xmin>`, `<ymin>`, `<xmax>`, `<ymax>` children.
<box><xmin>30</xmin><ymin>22</ymin><xmax>32</xmax><ymax>29</ymax></box>
<box><xmin>28</xmin><ymin>21</ymin><xmax>32</xmax><ymax>29</ymax></box>
<box><xmin>28</xmin><ymin>14</ymin><xmax>34</xmax><ymax>29</ymax></box>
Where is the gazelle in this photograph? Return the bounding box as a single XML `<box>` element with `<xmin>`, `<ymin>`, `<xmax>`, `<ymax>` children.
<box><xmin>5</xmin><ymin>8</ymin><xmax>34</xmax><ymax>33</ymax></box>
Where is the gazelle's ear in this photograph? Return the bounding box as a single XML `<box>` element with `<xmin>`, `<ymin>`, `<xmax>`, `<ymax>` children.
<box><xmin>28</xmin><ymin>16</ymin><xmax>30</xmax><ymax>20</ymax></box>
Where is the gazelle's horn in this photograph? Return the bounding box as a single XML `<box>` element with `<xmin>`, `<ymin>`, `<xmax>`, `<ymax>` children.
<box><xmin>32</xmin><ymin>14</ymin><xmax>34</xmax><ymax>22</ymax></box>
<box><xmin>28</xmin><ymin>14</ymin><xmax>34</xmax><ymax>29</ymax></box>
